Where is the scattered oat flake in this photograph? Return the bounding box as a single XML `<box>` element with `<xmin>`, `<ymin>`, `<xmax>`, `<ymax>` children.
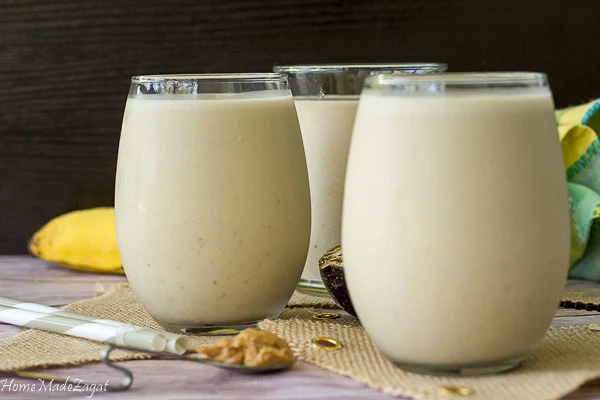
<box><xmin>589</xmin><ymin>324</ymin><xmax>600</xmax><ymax>331</ymax></box>
<box><xmin>95</xmin><ymin>283</ymin><xmax>107</xmax><ymax>296</ymax></box>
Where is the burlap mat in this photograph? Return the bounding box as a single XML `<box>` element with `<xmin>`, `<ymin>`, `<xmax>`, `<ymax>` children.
<box><xmin>260</xmin><ymin>308</ymin><xmax>600</xmax><ymax>400</ymax></box>
<box><xmin>0</xmin><ymin>284</ymin><xmax>335</xmax><ymax>372</ymax></box>
<box><xmin>1</xmin><ymin>284</ymin><xmax>600</xmax><ymax>400</ymax></box>
<box><xmin>287</xmin><ymin>289</ymin><xmax>337</xmax><ymax>308</ymax></box>
<box><xmin>561</xmin><ymin>289</ymin><xmax>600</xmax><ymax>304</ymax></box>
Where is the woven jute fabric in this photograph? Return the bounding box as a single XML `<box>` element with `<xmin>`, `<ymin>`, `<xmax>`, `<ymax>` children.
<box><xmin>561</xmin><ymin>289</ymin><xmax>600</xmax><ymax>304</ymax></box>
<box><xmin>1</xmin><ymin>284</ymin><xmax>600</xmax><ymax>400</ymax></box>
<box><xmin>259</xmin><ymin>308</ymin><xmax>600</xmax><ymax>400</ymax></box>
<box><xmin>0</xmin><ymin>284</ymin><xmax>334</xmax><ymax>372</ymax></box>
<box><xmin>287</xmin><ymin>290</ymin><xmax>338</xmax><ymax>308</ymax></box>
<box><xmin>0</xmin><ymin>284</ymin><xmax>217</xmax><ymax>371</ymax></box>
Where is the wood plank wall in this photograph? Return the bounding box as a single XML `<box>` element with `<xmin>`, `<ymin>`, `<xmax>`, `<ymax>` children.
<box><xmin>1</xmin><ymin>0</ymin><xmax>599</xmax><ymax>253</ymax></box>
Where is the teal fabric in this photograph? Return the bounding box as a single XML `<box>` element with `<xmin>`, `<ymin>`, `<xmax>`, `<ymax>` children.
<box><xmin>569</xmin><ymin>140</ymin><xmax>600</xmax><ymax>192</ymax></box>
<box><xmin>568</xmin><ymin>182</ymin><xmax>600</xmax><ymax>279</ymax></box>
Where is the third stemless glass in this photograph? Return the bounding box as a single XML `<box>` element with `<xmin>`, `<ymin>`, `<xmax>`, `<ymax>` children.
<box><xmin>274</xmin><ymin>63</ymin><xmax>447</xmax><ymax>295</ymax></box>
<box><xmin>342</xmin><ymin>73</ymin><xmax>570</xmax><ymax>375</ymax></box>
<box><xmin>115</xmin><ymin>74</ymin><xmax>310</xmax><ymax>334</ymax></box>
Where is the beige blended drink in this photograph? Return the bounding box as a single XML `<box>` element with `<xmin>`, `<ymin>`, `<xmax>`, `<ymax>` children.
<box><xmin>292</xmin><ymin>97</ymin><xmax>358</xmax><ymax>283</ymax></box>
<box><xmin>115</xmin><ymin>74</ymin><xmax>310</xmax><ymax>333</ymax></box>
<box><xmin>343</xmin><ymin>73</ymin><xmax>570</xmax><ymax>375</ymax></box>
<box><xmin>274</xmin><ymin>64</ymin><xmax>447</xmax><ymax>294</ymax></box>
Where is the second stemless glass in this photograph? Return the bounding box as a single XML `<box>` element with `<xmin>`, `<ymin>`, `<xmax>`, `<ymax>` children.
<box><xmin>115</xmin><ymin>74</ymin><xmax>310</xmax><ymax>334</ymax></box>
<box><xmin>273</xmin><ymin>63</ymin><xmax>447</xmax><ymax>295</ymax></box>
<box><xmin>343</xmin><ymin>73</ymin><xmax>570</xmax><ymax>375</ymax></box>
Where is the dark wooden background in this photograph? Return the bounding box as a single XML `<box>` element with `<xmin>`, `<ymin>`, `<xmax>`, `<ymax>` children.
<box><xmin>1</xmin><ymin>0</ymin><xmax>599</xmax><ymax>254</ymax></box>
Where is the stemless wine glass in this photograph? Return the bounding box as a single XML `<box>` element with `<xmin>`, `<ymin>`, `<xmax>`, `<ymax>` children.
<box><xmin>115</xmin><ymin>74</ymin><xmax>310</xmax><ymax>334</ymax></box>
<box><xmin>343</xmin><ymin>73</ymin><xmax>570</xmax><ymax>375</ymax></box>
<box><xmin>273</xmin><ymin>63</ymin><xmax>447</xmax><ymax>295</ymax></box>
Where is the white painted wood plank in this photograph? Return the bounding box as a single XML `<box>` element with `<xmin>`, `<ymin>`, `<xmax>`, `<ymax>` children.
<box><xmin>1</xmin><ymin>256</ymin><xmax>600</xmax><ymax>399</ymax></box>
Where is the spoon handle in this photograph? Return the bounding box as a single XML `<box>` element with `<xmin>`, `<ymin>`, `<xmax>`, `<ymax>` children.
<box><xmin>1</xmin><ymin>350</ymin><xmax>133</xmax><ymax>393</ymax></box>
<box><xmin>102</xmin><ymin>344</ymin><xmax>292</xmax><ymax>373</ymax></box>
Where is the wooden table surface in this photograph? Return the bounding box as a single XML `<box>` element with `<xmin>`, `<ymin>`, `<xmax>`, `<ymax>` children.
<box><xmin>2</xmin><ymin>255</ymin><xmax>600</xmax><ymax>399</ymax></box>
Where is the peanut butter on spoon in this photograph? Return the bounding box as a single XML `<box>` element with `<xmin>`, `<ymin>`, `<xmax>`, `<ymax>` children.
<box><xmin>193</xmin><ymin>329</ymin><xmax>295</xmax><ymax>367</ymax></box>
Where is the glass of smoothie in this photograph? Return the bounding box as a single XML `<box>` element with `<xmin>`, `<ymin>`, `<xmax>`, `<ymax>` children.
<box><xmin>273</xmin><ymin>63</ymin><xmax>447</xmax><ymax>295</ymax></box>
<box><xmin>342</xmin><ymin>72</ymin><xmax>570</xmax><ymax>375</ymax></box>
<box><xmin>115</xmin><ymin>74</ymin><xmax>310</xmax><ymax>334</ymax></box>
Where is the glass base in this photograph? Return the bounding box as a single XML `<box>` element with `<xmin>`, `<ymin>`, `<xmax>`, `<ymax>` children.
<box><xmin>394</xmin><ymin>354</ymin><xmax>526</xmax><ymax>376</ymax></box>
<box><xmin>162</xmin><ymin>321</ymin><xmax>259</xmax><ymax>336</ymax></box>
<box><xmin>297</xmin><ymin>279</ymin><xmax>330</xmax><ymax>297</ymax></box>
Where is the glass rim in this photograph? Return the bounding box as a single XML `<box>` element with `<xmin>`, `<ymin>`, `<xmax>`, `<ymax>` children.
<box><xmin>365</xmin><ymin>72</ymin><xmax>548</xmax><ymax>87</ymax></box>
<box><xmin>131</xmin><ymin>73</ymin><xmax>287</xmax><ymax>84</ymax></box>
<box><xmin>273</xmin><ymin>63</ymin><xmax>447</xmax><ymax>74</ymax></box>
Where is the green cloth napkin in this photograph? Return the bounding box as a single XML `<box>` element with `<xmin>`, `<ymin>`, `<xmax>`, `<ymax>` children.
<box><xmin>558</xmin><ymin>99</ymin><xmax>600</xmax><ymax>280</ymax></box>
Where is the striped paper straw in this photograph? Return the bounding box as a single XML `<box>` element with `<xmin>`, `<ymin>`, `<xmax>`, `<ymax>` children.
<box><xmin>0</xmin><ymin>297</ymin><xmax>186</xmax><ymax>355</ymax></box>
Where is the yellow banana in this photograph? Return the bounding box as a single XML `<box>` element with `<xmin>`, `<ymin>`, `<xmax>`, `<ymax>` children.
<box><xmin>29</xmin><ymin>207</ymin><xmax>124</xmax><ymax>275</ymax></box>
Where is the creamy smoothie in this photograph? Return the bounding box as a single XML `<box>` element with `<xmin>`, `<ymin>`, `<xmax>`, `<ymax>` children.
<box><xmin>294</xmin><ymin>97</ymin><xmax>358</xmax><ymax>282</ymax></box>
<box><xmin>115</xmin><ymin>91</ymin><xmax>310</xmax><ymax>330</ymax></box>
<box><xmin>275</xmin><ymin>64</ymin><xmax>447</xmax><ymax>293</ymax></box>
<box><xmin>343</xmin><ymin>88</ymin><xmax>570</xmax><ymax>369</ymax></box>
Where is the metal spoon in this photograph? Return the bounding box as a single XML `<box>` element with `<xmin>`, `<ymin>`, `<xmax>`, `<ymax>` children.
<box><xmin>0</xmin><ymin>346</ymin><xmax>133</xmax><ymax>392</ymax></box>
<box><xmin>1</xmin><ymin>344</ymin><xmax>294</xmax><ymax>393</ymax></box>
<box><xmin>103</xmin><ymin>344</ymin><xmax>295</xmax><ymax>374</ymax></box>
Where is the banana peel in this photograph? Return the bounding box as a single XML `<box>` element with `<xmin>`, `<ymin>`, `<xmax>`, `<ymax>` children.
<box><xmin>29</xmin><ymin>207</ymin><xmax>124</xmax><ymax>275</ymax></box>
